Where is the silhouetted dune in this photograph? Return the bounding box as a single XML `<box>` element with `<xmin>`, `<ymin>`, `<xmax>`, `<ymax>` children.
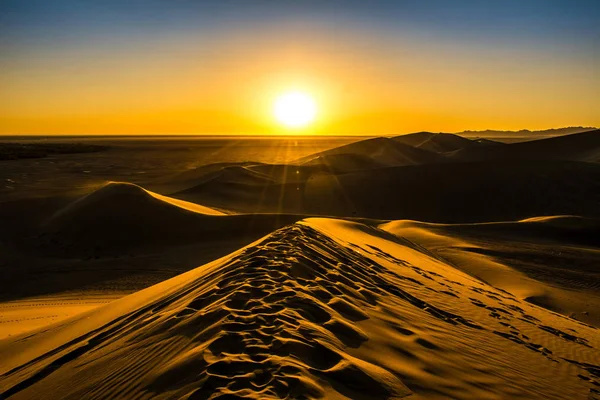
<box><xmin>174</xmin><ymin>165</ymin><xmax>276</xmax><ymax>188</ymax></box>
<box><xmin>150</xmin><ymin>162</ymin><xmax>272</xmax><ymax>193</ymax></box>
<box><xmin>41</xmin><ymin>182</ymin><xmax>303</xmax><ymax>253</ymax></box>
<box><xmin>447</xmin><ymin>215</ymin><xmax>600</xmax><ymax>247</ymax></box>
<box><xmin>392</xmin><ymin>132</ymin><xmax>490</xmax><ymax>153</ymax></box>
<box><xmin>450</xmin><ymin>129</ymin><xmax>600</xmax><ymax>163</ymax></box>
<box><xmin>175</xmin><ymin>180</ymin><xmax>306</xmax><ymax>214</ymax></box>
<box><xmin>303</xmin><ymin>160</ymin><xmax>600</xmax><ymax>222</ymax></box>
<box><xmin>152</xmin><ymin>130</ymin><xmax>600</xmax><ymax>221</ymax></box>
<box><xmin>297</xmin><ymin>136</ymin><xmax>441</xmax><ymax>167</ymax></box>
<box><xmin>388</xmin><ymin>131</ymin><xmax>436</xmax><ymax>147</ymax></box>
<box><xmin>169</xmin><ymin>157</ymin><xmax>600</xmax><ymax>222</ymax></box>
<box><xmin>301</xmin><ymin>153</ymin><xmax>388</xmax><ymax>172</ymax></box>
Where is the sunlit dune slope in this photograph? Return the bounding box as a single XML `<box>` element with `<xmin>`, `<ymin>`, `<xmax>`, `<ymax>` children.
<box><xmin>51</xmin><ymin>181</ymin><xmax>224</xmax><ymax>217</ymax></box>
<box><xmin>1</xmin><ymin>218</ymin><xmax>598</xmax><ymax>399</ymax></box>
<box><xmin>380</xmin><ymin>216</ymin><xmax>600</xmax><ymax>327</ymax></box>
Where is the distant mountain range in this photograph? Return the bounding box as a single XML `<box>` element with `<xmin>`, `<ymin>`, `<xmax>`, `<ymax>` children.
<box><xmin>456</xmin><ymin>126</ymin><xmax>596</xmax><ymax>138</ymax></box>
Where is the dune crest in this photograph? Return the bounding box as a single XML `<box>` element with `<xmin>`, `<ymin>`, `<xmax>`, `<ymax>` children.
<box><xmin>392</xmin><ymin>132</ymin><xmax>496</xmax><ymax>153</ymax></box>
<box><xmin>50</xmin><ymin>181</ymin><xmax>224</xmax><ymax>219</ymax></box>
<box><xmin>296</xmin><ymin>137</ymin><xmax>441</xmax><ymax>167</ymax></box>
<box><xmin>2</xmin><ymin>218</ymin><xmax>598</xmax><ymax>399</ymax></box>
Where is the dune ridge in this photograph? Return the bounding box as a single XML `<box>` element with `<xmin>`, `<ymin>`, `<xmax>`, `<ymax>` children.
<box><xmin>391</xmin><ymin>132</ymin><xmax>496</xmax><ymax>153</ymax></box>
<box><xmin>448</xmin><ymin>129</ymin><xmax>600</xmax><ymax>163</ymax></box>
<box><xmin>296</xmin><ymin>137</ymin><xmax>441</xmax><ymax>167</ymax></box>
<box><xmin>1</xmin><ymin>218</ymin><xmax>599</xmax><ymax>399</ymax></box>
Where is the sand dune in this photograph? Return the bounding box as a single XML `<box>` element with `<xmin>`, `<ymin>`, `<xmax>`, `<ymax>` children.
<box><xmin>381</xmin><ymin>217</ymin><xmax>600</xmax><ymax>327</ymax></box>
<box><xmin>51</xmin><ymin>181</ymin><xmax>224</xmax><ymax>218</ymax></box>
<box><xmin>0</xmin><ymin>294</ymin><xmax>119</xmax><ymax>340</ymax></box>
<box><xmin>154</xmin><ymin>163</ymin><xmax>276</xmax><ymax>194</ymax></box>
<box><xmin>40</xmin><ymin>181</ymin><xmax>305</xmax><ymax>255</ymax></box>
<box><xmin>174</xmin><ymin>180</ymin><xmax>307</xmax><ymax>214</ymax></box>
<box><xmin>163</xmin><ymin>132</ymin><xmax>600</xmax><ymax>221</ymax></box>
<box><xmin>450</xmin><ymin>129</ymin><xmax>600</xmax><ymax>163</ymax></box>
<box><xmin>387</xmin><ymin>131</ymin><xmax>436</xmax><ymax>147</ymax></box>
<box><xmin>3</xmin><ymin>133</ymin><xmax>600</xmax><ymax>399</ymax></box>
<box><xmin>392</xmin><ymin>132</ymin><xmax>494</xmax><ymax>154</ymax></box>
<box><xmin>175</xmin><ymin>167</ymin><xmax>280</xmax><ymax>197</ymax></box>
<box><xmin>0</xmin><ymin>180</ymin><xmax>313</xmax><ymax>312</ymax></box>
<box><xmin>446</xmin><ymin>215</ymin><xmax>600</xmax><ymax>247</ymax></box>
<box><xmin>296</xmin><ymin>137</ymin><xmax>441</xmax><ymax>167</ymax></box>
<box><xmin>1</xmin><ymin>218</ymin><xmax>598</xmax><ymax>399</ymax></box>
<box><xmin>171</xmin><ymin>159</ymin><xmax>600</xmax><ymax>220</ymax></box>
<box><xmin>43</xmin><ymin>181</ymin><xmax>226</xmax><ymax>250</ymax></box>
<box><xmin>295</xmin><ymin>129</ymin><xmax>599</xmax><ymax>167</ymax></box>
<box><xmin>301</xmin><ymin>153</ymin><xmax>388</xmax><ymax>173</ymax></box>
<box><xmin>303</xmin><ymin>160</ymin><xmax>600</xmax><ymax>222</ymax></box>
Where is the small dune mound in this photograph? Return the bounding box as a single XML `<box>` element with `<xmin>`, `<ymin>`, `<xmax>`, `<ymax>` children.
<box><xmin>42</xmin><ymin>182</ymin><xmax>225</xmax><ymax>250</ymax></box>
<box><xmin>152</xmin><ymin>163</ymin><xmax>274</xmax><ymax>194</ymax></box>
<box><xmin>2</xmin><ymin>218</ymin><xmax>599</xmax><ymax>399</ymax></box>
<box><xmin>447</xmin><ymin>215</ymin><xmax>600</xmax><ymax>247</ymax></box>
<box><xmin>509</xmin><ymin>215</ymin><xmax>600</xmax><ymax>246</ymax></box>
<box><xmin>177</xmin><ymin>166</ymin><xmax>276</xmax><ymax>195</ymax></box>
<box><xmin>38</xmin><ymin>182</ymin><xmax>306</xmax><ymax>257</ymax></box>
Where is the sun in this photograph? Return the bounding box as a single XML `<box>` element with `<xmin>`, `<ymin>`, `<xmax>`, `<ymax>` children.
<box><xmin>273</xmin><ymin>91</ymin><xmax>317</xmax><ymax>128</ymax></box>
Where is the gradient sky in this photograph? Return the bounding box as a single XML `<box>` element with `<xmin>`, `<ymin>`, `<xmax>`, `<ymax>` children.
<box><xmin>1</xmin><ymin>0</ymin><xmax>599</xmax><ymax>135</ymax></box>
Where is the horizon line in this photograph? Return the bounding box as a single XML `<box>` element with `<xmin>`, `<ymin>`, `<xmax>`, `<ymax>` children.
<box><xmin>0</xmin><ymin>126</ymin><xmax>596</xmax><ymax>139</ymax></box>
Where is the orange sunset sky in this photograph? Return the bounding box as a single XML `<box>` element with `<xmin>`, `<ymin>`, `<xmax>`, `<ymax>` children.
<box><xmin>1</xmin><ymin>1</ymin><xmax>598</xmax><ymax>135</ymax></box>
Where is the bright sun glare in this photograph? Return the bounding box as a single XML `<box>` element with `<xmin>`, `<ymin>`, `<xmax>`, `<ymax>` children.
<box><xmin>274</xmin><ymin>92</ymin><xmax>317</xmax><ymax>128</ymax></box>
